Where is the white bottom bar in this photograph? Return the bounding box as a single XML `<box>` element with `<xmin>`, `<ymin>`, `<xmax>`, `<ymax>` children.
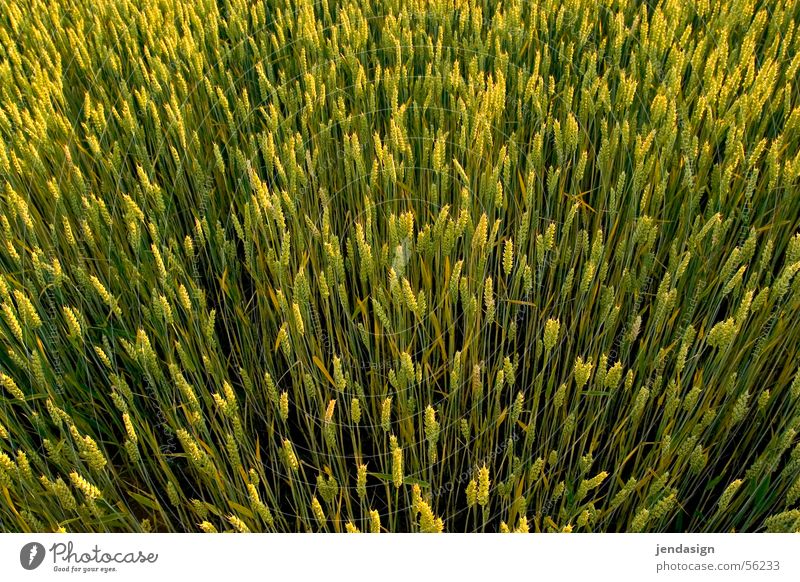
<box><xmin>1</xmin><ymin>534</ymin><xmax>797</xmax><ymax>580</ymax></box>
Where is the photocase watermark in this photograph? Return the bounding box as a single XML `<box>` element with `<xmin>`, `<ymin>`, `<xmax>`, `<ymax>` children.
<box><xmin>432</xmin><ymin>431</ymin><xmax>520</xmax><ymax>499</ymax></box>
<box><xmin>18</xmin><ymin>540</ymin><xmax>159</xmax><ymax>575</ymax></box>
<box><xmin>191</xmin><ymin>173</ymin><xmax>214</xmax><ymax>283</ymax></box>
<box><xmin>143</xmin><ymin>367</ymin><xmax>177</xmax><ymax>459</ymax></box>
<box><xmin>608</xmin><ymin>254</ymin><xmax>655</xmax><ymax>364</ymax></box>
<box><xmin>41</xmin><ymin>286</ymin><xmax>67</xmax><ymax>396</ymax></box>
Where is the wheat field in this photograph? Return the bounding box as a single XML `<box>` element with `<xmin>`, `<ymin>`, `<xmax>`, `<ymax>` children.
<box><xmin>1</xmin><ymin>0</ymin><xmax>800</xmax><ymax>533</ymax></box>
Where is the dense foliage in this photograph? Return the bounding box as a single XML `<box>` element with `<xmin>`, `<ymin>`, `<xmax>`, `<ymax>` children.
<box><xmin>1</xmin><ymin>0</ymin><xmax>800</xmax><ymax>532</ymax></box>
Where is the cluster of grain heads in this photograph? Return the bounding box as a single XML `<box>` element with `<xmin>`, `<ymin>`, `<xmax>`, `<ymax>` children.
<box><xmin>417</xmin><ymin>501</ymin><xmax>444</xmax><ymax>533</ymax></box>
<box><xmin>0</xmin><ymin>0</ymin><xmax>798</xmax><ymax>534</ymax></box>
<box><xmin>370</xmin><ymin>510</ymin><xmax>381</xmax><ymax>533</ymax></box>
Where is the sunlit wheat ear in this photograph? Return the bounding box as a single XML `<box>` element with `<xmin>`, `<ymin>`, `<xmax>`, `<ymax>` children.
<box><xmin>381</xmin><ymin>396</ymin><xmax>392</xmax><ymax>432</ymax></box>
<box><xmin>70</xmin><ymin>472</ymin><xmax>101</xmax><ymax>500</ymax></box>
<box><xmin>543</xmin><ymin>318</ymin><xmax>560</xmax><ymax>353</ymax></box>
<box><xmin>282</xmin><ymin>439</ymin><xmax>299</xmax><ymax>472</ymax></box>
<box><xmin>465</xmin><ymin>479</ymin><xmax>477</xmax><ymax>508</ymax></box>
<box><xmin>553</xmin><ymin>481</ymin><xmax>565</xmax><ymax>502</ymax></box>
<box><xmin>1</xmin><ymin>302</ymin><xmax>23</xmax><ymax>343</ymax></box>
<box><xmin>514</xmin><ymin>516</ymin><xmax>529</xmax><ymax>533</ymax></box>
<box><xmin>228</xmin><ymin>515</ymin><xmax>250</xmax><ymax>533</ymax></box>
<box><xmin>390</xmin><ymin>435</ymin><xmax>403</xmax><ymax>488</ymax></box>
<box><xmin>477</xmin><ymin>466</ymin><xmax>490</xmax><ymax>507</ymax></box>
<box><xmin>351</xmin><ymin>397</ymin><xmax>361</xmax><ymax>424</ymax></box>
<box><xmin>630</xmin><ymin>508</ymin><xmax>650</xmax><ymax>532</ymax></box>
<box><xmin>460</xmin><ymin>418</ymin><xmax>470</xmax><ymax>442</ymax></box>
<box><xmin>604</xmin><ymin>361</ymin><xmax>624</xmax><ymax>390</ymax></box>
<box><xmin>484</xmin><ymin>277</ymin><xmax>495</xmax><ymax>324</ymax></box>
<box><xmin>0</xmin><ymin>453</ymin><xmax>14</xmax><ymax>487</ymax></box>
<box><xmin>1</xmin><ymin>0</ymin><xmax>798</xmax><ymax>535</ymax></box>
<box><xmin>407</xmin><ymin>483</ymin><xmax>421</xmax><ymax>517</ymax></box>
<box><xmin>246</xmin><ymin>483</ymin><xmax>274</xmax><ymax>527</ymax></box>
<box><xmin>424</xmin><ymin>405</ymin><xmax>440</xmax><ymax>462</ymax></box>
<box><xmin>62</xmin><ymin>306</ymin><xmax>82</xmax><ymax>340</ymax></box>
<box><xmin>12</xmin><ymin>290</ymin><xmax>42</xmax><ymax>329</ymax></box>
<box><xmin>418</xmin><ymin>500</ymin><xmax>444</xmax><ymax>533</ymax></box>
<box><xmin>89</xmin><ymin>275</ymin><xmax>121</xmax><ymax>316</ymax></box>
<box><xmin>311</xmin><ymin>497</ymin><xmax>326</xmax><ymax>527</ymax></box>
<box><xmin>553</xmin><ymin>383</ymin><xmax>567</xmax><ymax>409</ymax></box>
<box><xmin>69</xmin><ymin>425</ymin><xmax>107</xmax><ymax>471</ymax></box>
<box><xmin>263</xmin><ymin>371</ymin><xmax>278</xmax><ymax>407</ymax></box>
<box><xmin>786</xmin><ymin>477</ymin><xmax>800</xmax><ymax>505</ymax></box>
<box><xmin>511</xmin><ymin>391</ymin><xmax>525</xmax><ymax>425</ymax></box>
<box><xmin>292</xmin><ymin>302</ymin><xmax>304</xmax><ymax>335</ymax></box>
<box><xmin>573</xmin><ymin>356</ymin><xmax>593</xmax><ymax>389</ymax></box>
<box><xmin>323</xmin><ymin>399</ymin><xmax>337</xmax><ymax>447</ymax></box>
<box><xmin>528</xmin><ymin>458</ymin><xmax>544</xmax><ymax>483</ymax></box>
<box><xmin>279</xmin><ymin>391</ymin><xmax>289</xmax><ymax>421</ymax></box>
<box><xmin>0</xmin><ymin>373</ymin><xmax>24</xmax><ymax>400</ymax></box>
<box><xmin>763</xmin><ymin>510</ymin><xmax>800</xmax><ymax>533</ymax></box>
<box><xmin>576</xmin><ymin>472</ymin><xmax>608</xmax><ymax>502</ymax></box>
<box><xmin>503</xmin><ymin>239</ymin><xmax>514</xmax><ymax>276</ymax></box>
<box><xmin>471</xmin><ymin>363</ymin><xmax>483</xmax><ymax>401</ymax></box>
<box><xmin>651</xmin><ymin>491</ymin><xmax>678</xmax><ymax>522</ymax></box>
<box><xmin>356</xmin><ymin>464</ymin><xmax>368</xmax><ymax>499</ymax></box>
<box><xmin>717</xmin><ymin>480</ymin><xmax>743</xmax><ymax>512</ymax></box>
<box><xmin>369</xmin><ymin>510</ymin><xmax>381</xmax><ymax>533</ymax></box>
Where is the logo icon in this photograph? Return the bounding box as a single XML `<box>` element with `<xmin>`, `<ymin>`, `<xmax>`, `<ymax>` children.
<box><xmin>20</xmin><ymin>542</ymin><xmax>46</xmax><ymax>570</ymax></box>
